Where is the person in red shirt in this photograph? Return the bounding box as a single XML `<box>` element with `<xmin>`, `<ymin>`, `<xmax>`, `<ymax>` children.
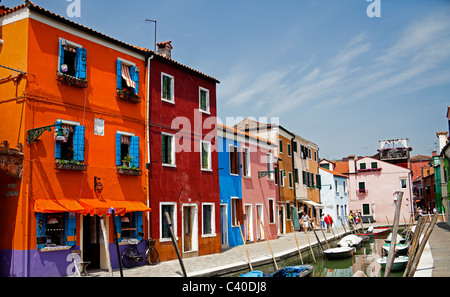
<box><xmin>324</xmin><ymin>214</ymin><xmax>333</xmax><ymax>233</ymax></box>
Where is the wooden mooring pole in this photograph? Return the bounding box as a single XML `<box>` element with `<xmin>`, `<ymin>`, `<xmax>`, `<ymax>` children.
<box><xmin>384</xmin><ymin>191</ymin><xmax>403</xmax><ymax>277</ymax></box>
<box><xmin>237</xmin><ymin>222</ymin><xmax>253</xmax><ymax>271</ymax></box>
<box><xmin>303</xmin><ymin>222</ymin><xmax>316</xmax><ymax>263</ymax></box>
<box><xmin>290</xmin><ymin>221</ymin><xmax>304</xmax><ymax>264</ymax></box>
<box><xmin>260</xmin><ymin>220</ymin><xmax>278</xmax><ymax>270</ymax></box>
<box><xmin>403</xmin><ymin>216</ymin><xmax>426</xmax><ymax>277</ymax></box>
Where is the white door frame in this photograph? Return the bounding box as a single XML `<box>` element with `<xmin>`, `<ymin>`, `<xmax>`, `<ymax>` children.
<box><xmin>182</xmin><ymin>203</ymin><xmax>198</xmax><ymax>253</ymax></box>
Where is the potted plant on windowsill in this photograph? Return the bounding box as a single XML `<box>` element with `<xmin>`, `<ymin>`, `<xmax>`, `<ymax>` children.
<box><xmin>116</xmin><ymin>88</ymin><xmax>141</xmax><ymax>103</ymax></box>
<box><xmin>55</xmin><ymin>159</ymin><xmax>87</xmax><ymax>171</ymax></box>
<box><xmin>56</xmin><ymin>72</ymin><xmax>88</xmax><ymax>88</ymax></box>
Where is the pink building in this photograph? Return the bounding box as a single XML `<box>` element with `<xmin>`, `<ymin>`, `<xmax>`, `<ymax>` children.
<box><xmin>346</xmin><ymin>155</ymin><xmax>413</xmax><ymax>223</ymax></box>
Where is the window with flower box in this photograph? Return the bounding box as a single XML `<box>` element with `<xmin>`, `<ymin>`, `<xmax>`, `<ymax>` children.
<box><xmin>54</xmin><ymin>120</ymin><xmax>86</xmax><ymax>171</ymax></box>
<box><xmin>57</xmin><ymin>39</ymin><xmax>87</xmax><ymax>88</ymax></box>
<box><xmin>116</xmin><ymin>58</ymin><xmax>140</xmax><ymax>103</ymax></box>
<box><xmin>116</xmin><ymin>131</ymin><xmax>140</xmax><ymax>175</ymax></box>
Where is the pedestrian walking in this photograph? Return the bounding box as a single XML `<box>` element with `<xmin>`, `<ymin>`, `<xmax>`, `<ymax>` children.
<box><xmin>324</xmin><ymin>214</ymin><xmax>333</xmax><ymax>233</ymax></box>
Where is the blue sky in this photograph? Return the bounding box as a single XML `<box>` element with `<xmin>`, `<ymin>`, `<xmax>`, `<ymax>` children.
<box><xmin>4</xmin><ymin>0</ymin><xmax>450</xmax><ymax>160</ymax></box>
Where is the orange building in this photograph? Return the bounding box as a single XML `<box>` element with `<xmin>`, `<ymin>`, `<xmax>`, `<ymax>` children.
<box><xmin>0</xmin><ymin>2</ymin><xmax>151</xmax><ymax>276</ymax></box>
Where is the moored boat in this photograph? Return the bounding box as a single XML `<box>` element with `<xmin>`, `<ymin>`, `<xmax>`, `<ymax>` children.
<box><xmin>323</xmin><ymin>247</ymin><xmax>354</xmax><ymax>259</ymax></box>
<box><xmin>264</xmin><ymin>265</ymin><xmax>314</xmax><ymax>278</ymax></box>
<box><xmin>382</xmin><ymin>243</ymin><xmax>408</xmax><ymax>256</ymax></box>
<box><xmin>338</xmin><ymin>234</ymin><xmax>364</xmax><ymax>247</ymax></box>
<box><xmin>377</xmin><ymin>256</ymin><xmax>409</xmax><ymax>271</ymax></box>
<box><xmin>358</xmin><ymin>227</ymin><xmax>390</xmax><ymax>238</ymax></box>
<box><xmin>385</xmin><ymin>233</ymin><xmax>406</xmax><ymax>244</ymax></box>
<box><xmin>240</xmin><ymin>270</ymin><xmax>264</xmax><ymax>277</ymax></box>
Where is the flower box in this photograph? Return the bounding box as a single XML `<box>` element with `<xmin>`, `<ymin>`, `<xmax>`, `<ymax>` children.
<box><xmin>56</xmin><ymin>72</ymin><xmax>88</xmax><ymax>88</ymax></box>
<box><xmin>116</xmin><ymin>89</ymin><xmax>141</xmax><ymax>103</ymax></box>
<box><xmin>55</xmin><ymin>161</ymin><xmax>87</xmax><ymax>171</ymax></box>
<box><xmin>117</xmin><ymin>166</ymin><xmax>142</xmax><ymax>176</ymax></box>
<box><xmin>358</xmin><ymin>189</ymin><xmax>367</xmax><ymax>193</ymax></box>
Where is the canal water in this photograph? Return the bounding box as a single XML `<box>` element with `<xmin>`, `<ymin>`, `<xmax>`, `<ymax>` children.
<box><xmin>226</xmin><ymin>229</ymin><xmax>406</xmax><ymax>277</ymax></box>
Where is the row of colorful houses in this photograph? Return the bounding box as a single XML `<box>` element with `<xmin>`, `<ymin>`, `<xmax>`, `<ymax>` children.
<box><xmin>0</xmin><ymin>2</ymin><xmax>443</xmax><ymax>277</ymax></box>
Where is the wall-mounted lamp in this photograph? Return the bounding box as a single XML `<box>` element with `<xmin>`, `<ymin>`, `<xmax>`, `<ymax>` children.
<box><xmin>94</xmin><ymin>176</ymin><xmax>103</xmax><ymax>193</ymax></box>
<box><xmin>0</xmin><ymin>39</ymin><xmax>4</xmax><ymax>46</ymax></box>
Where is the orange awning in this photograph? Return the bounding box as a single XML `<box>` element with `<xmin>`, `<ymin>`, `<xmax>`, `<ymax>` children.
<box><xmin>34</xmin><ymin>199</ymin><xmax>85</xmax><ymax>213</ymax></box>
<box><xmin>79</xmin><ymin>199</ymin><xmax>151</xmax><ymax>216</ymax></box>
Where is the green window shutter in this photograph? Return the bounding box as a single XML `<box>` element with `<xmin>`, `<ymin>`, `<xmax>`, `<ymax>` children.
<box><xmin>360</xmin><ymin>163</ymin><xmax>366</xmax><ymax>170</ymax></box>
<box><xmin>294</xmin><ymin>169</ymin><xmax>299</xmax><ymax>183</ymax></box>
<box><xmin>316</xmin><ymin>174</ymin><xmax>321</xmax><ymax>189</ymax></box>
<box><xmin>359</xmin><ymin>182</ymin><xmax>366</xmax><ymax>190</ymax></box>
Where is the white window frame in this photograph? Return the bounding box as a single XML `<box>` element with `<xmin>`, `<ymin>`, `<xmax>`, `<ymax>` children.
<box><xmin>162</xmin><ymin>132</ymin><xmax>176</xmax><ymax>167</ymax></box>
<box><xmin>159</xmin><ymin>202</ymin><xmax>177</xmax><ymax>242</ymax></box>
<box><xmin>199</xmin><ymin>87</ymin><xmax>210</xmax><ymax>114</ymax></box>
<box><xmin>58</xmin><ymin>38</ymin><xmax>83</xmax><ymax>76</ymax></box>
<box><xmin>161</xmin><ymin>72</ymin><xmax>175</xmax><ymax>104</ymax></box>
<box><xmin>201</xmin><ymin>140</ymin><xmax>212</xmax><ymax>171</ymax></box>
<box><xmin>400</xmin><ymin>178</ymin><xmax>407</xmax><ymax>189</ymax></box>
<box><xmin>201</xmin><ymin>202</ymin><xmax>216</xmax><ymax>237</ymax></box>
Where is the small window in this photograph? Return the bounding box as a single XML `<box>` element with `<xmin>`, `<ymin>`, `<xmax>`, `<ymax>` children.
<box><xmin>202</xmin><ymin>203</ymin><xmax>215</xmax><ymax>236</ymax></box>
<box><xmin>201</xmin><ymin>141</ymin><xmax>212</xmax><ymax>170</ymax></box>
<box><xmin>287</xmin><ymin>143</ymin><xmax>291</xmax><ymax>157</ymax></box>
<box><xmin>294</xmin><ymin>168</ymin><xmax>299</xmax><ymax>184</ymax></box>
<box><xmin>199</xmin><ymin>87</ymin><xmax>210</xmax><ymax>113</ymax></box>
<box><xmin>279</xmin><ymin>140</ymin><xmax>283</xmax><ymax>154</ymax></box>
<box><xmin>162</xmin><ymin>133</ymin><xmax>175</xmax><ymax>166</ymax></box>
<box><xmin>266</xmin><ymin>153</ymin><xmax>274</xmax><ymax>180</ymax></box>
<box><xmin>360</xmin><ymin>163</ymin><xmax>366</xmax><ymax>170</ymax></box>
<box><xmin>335</xmin><ymin>180</ymin><xmax>339</xmax><ymax>193</ymax></box>
<box><xmin>358</xmin><ymin>182</ymin><xmax>366</xmax><ymax>191</ymax></box>
<box><xmin>161</xmin><ymin>203</ymin><xmax>176</xmax><ymax>240</ymax></box>
<box><xmin>343</xmin><ymin>180</ymin><xmax>347</xmax><ymax>193</ymax></box>
<box><xmin>280</xmin><ymin>170</ymin><xmax>285</xmax><ymax>187</ymax></box>
<box><xmin>362</xmin><ymin>203</ymin><xmax>371</xmax><ymax>215</ymax></box>
<box><xmin>58</xmin><ymin>39</ymin><xmax>86</xmax><ymax>79</ymax></box>
<box><xmin>242</xmin><ymin>147</ymin><xmax>251</xmax><ymax>177</ymax></box>
<box><xmin>36</xmin><ymin>212</ymin><xmax>76</xmax><ymax>249</ymax></box>
<box><xmin>400</xmin><ymin>178</ymin><xmax>407</xmax><ymax>189</ymax></box>
<box><xmin>116</xmin><ymin>132</ymin><xmax>140</xmax><ymax>168</ymax></box>
<box><xmin>161</xmin><ymin>73</ymin><xmax>174</xmax><ymax>103</ymax></box>
<box><xmin>229</xmin><ymin>145</ymin><xmax>240</xmax><ymax>175</ymax></box>
<box><xmin>288</xmin><ymin>172</ymin><xmax>293</xmax><ymax>188</ymax></box>
<box><xmin>371</xmin><ymin>162</ymin><xmax>378</xmax><ymax>169</ymax></box>
<box><xmin>120</xmin><ymin>211</ymin><xmax>144</xmax><ymax>241</ymax></box>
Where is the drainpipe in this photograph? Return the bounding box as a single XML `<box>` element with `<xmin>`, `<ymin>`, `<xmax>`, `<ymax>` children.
<box><xmin>146</xmin><ymin>54</ymin><xmax>154</xmax><ymax>239</ymax></box>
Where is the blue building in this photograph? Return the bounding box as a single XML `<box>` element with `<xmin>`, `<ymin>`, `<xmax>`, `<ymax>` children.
<box><xmin>319</xmin><ymin>167</ymin><xmax>349</xmax><ymax>226</ymax></box>
<box><xmin>218</xmin><ymin>125</ymin><xmax>243</xmax><ymax>247</ymax></box>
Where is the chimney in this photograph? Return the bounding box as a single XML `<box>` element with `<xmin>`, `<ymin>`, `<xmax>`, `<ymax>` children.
<box><xmin>157</xmin><ymin>41</ymin><xmax>173</xmax><ymax>59</ymax></box>
<box><xmin>348</xmin><ymin>155</ymin><xmax>356</xmax><ymax>174</ymax></box>
<box><xmin>436</xmin><ymin>131</ymin><xmax>448</xmax><ymax>154</ymax></box>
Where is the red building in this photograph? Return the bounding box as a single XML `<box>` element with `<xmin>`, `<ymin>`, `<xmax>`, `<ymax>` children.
<box><xmin>147</xmin><ymin>42</ymin><xmax>221</xmax><ymax>261</ymax></box>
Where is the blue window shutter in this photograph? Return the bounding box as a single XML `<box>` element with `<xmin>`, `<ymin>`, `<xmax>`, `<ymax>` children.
<box><xmin>130</xmin><ymin>136</ymin><xmax>139</xmax><ymax>168</ymax></box>
<box><xmin>114</xmin><ymin>215</ymin><xmax>122</xmax><ymax>242</ymax></box>
<box><xmin>36</xmin><ymin>212</ymin><xmax>46</xmax><ymax>249</ymax></box>
<box><xmin>75</xmin><ymin>47</ymin><xmax>87</xmax><ymax>79</ymax></box>
<box><xmin>116</xmin><ymin>133</ymin><xmax>121</xmax><ymax>166</ymax></box>
<box><xmin>63</xmin><ymin>213</ymin><xmax>77</xmax><ymax>246</ymax></box>
<box><xmin>59</xmin><ymin>40</ymin><xmax>65</xmax><ymax>72</ymax></box>
<box><xmin>133</xmin><ymin>67</ymin><xmax>139</xmax><ymax>95</ymax></box>
<box><xmin>132</xmin><ymin>212</ymin><xmax>143</xmax><ymax>240</ymax></box>
<box><xmin>55</xmin><ymin>121</ymin><xmax>62</xmax><ymax>159</ymax></box>
<box><xmin>73</xmin><ymin>125</ymin><xmax>85</xmax><ymax>162</ymax></box>
<box><xmin>116</xmin><ymin>60</ymin><xmax>122</xmax><ymax>90</ymax></box>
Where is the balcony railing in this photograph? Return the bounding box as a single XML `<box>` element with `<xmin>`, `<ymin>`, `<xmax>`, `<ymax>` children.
<box><xmin>378</xmin><ymin>147</ymin><xmax>411</xmax><ymax>161</ymax></box>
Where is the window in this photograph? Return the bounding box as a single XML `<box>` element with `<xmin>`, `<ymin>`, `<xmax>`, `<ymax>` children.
<box><xmin>362</xmin><ymin>203</ymin><xmax>371</xmax><ymax>215</ymax></box>
<box><xmin>116</xmin><ymin>132</ymin><xmax>139</xmax><ymax>168</ymax></box>
<box><xmin>202</xmin><ymin>203</ymin><xmax>215</xmax><ymax>236</ymax></box>
<box><xmin>302</xmin><ymin>171</ymin><xmax>307</xmax><ymax>185</ymax></box>
<box><xmin>231</xmin><ymin>198</ymin><xmax>243</xmax><ymax>227</ymax></box>
<box><xmin>161</xmin><ymin>203</ymin><xmax>176</xmax><ymax>240</ymax></box>
<box><xmin>316</xmin><ymin>174</ymin><xmax>321</xmax><ymax>189</ymax></box>
<box><xmin>119</xmin><ymin>211</ymin><xmax>144</xmax><ymax>241</ymax></box>
<box><xmin>358</xmin><ymin>182</ymin><xmax>366</xmax><ymax>192</ymax></box>
<box><xmin>371</xmin><ymin>162</ymin><xmax>378</xmax><ymax>169</ymax></box>
<box><xmin>343</xmin><ymin>180</ymin><xmax>347</xmax><ymax>193</ymax></box>
<box><xmin>162</xmin><ymin>133</ymin><xmax>175</xmax><ymax>166</ymax></box>
<box><xmin>36</xmin><ymin>212</ymin><xmax>76</xmax><ymax>249</ymax></box>
<box><xmin>360</xmin><ymin>163</ymin><xmax>366</xmax><ymax>170</ymax></box>
<box><xmin>229</xmin><ymin>145</ymin><xmax>240</xmax><ymax>175</ymax></box>
<box><xmin>268</xmin><ymin>199</ymin><xmax>275</xmax><ymax>224</ymax></box>
<box><xmin>242</xmin><ymin>147</ymin><xmax>250</xmax><ymax>177</ymax></box>
<box><xmin>400</xmin><ymin>178</ymin><xmax>407</xmax><ymax>189</ymax></box>
<box><xmin>294</xmin><ymin>168</ymin><xmax>299</xmax><ymax>184</ymax></box>
<box><xmin>58</xmin><ymin>39</ymin><xmax>86</xmax><ymax>79</ymax></box>
<box><xmin>314</xmin><ymin>151</ymin><xmax>318</xmax><ymax>161</ymax></box>
<box><xmin>335</xmin><ymin>180</ymin><xmax>338</xmax><ymax>193</ymax></box>
<box><xmin>293</xmin><ymin>141</ymin><xmax>297</xmax><ymax>153</ymax></box>
<box><xmin>280</xmin><ymin>170</ymin><xmax>285</xmax><ymax>187</ymax></box>
<box><xmin>55</xmin><ymin>120</ymin><xmax>85</xmax><ymax>162</ymax></box>
<box><xmin>308</xmin><ymin>148</ymin><xmax>312</xmax><ymax>159</ymax></box>
<box><xmin>199</xmin><ymin>87</ymin><xmax>210</xmax><ymax>113</ymax></box>
<box><xmin>201</xmin><ymin>141</ymin><xmax>212</xmax><ymax>170</ymax></box>
<box><xmin>266</xmin><ymin>153</ymin><xmax>274</xmax><ymax>180</ymax></box>
<box><xmin>161</xmin><ymin>73</ymin><xmax>174</xmax><ymax>103</ymax></box>
<box><xmin>287</xmin><ymin>143</ymin><xmax>291</xmax><ymax>157</ymax></box>
<box><xmin>116</xmin><ymin>59</ymin><xmax>139</xmax><ymax>95</ymax></box>
<box><xmin>279</xmin><ymin>140</ymin><xmax>283</xmax><ymax>154</ymax></box>
<box><xmin>288</xmin><ymin>172</ymin><xmax>293</xmax><ymax>188</ymax></box>
<box><xmin>301</xmin><ymin>145</ymin><xmax>307</xmax><ymax>159</ymax></box>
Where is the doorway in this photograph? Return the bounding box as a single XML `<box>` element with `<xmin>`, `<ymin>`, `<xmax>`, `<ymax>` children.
<box><xmin>82</xmin><ymin>215</ymin><xmax>100</xmax><ymax>269</ymax></box>
<box><xmin>182</xmin><ymin>205</ymin><xmax>198</xmax><ymax>254</ymax></box>
<box><xmin>244</xmin><ymin>204</ymin><xmax>253</xmax><ymax>242</ymax></box>
<box><xmin>256</xmin><ymin>204</ymin><xmax>264</xmax><ymax>240</ymax></box>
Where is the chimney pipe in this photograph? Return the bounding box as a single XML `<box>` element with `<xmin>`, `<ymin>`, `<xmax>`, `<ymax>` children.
<box><xmin>157</xmin><ymin>41</ymin><xmax>173</xmax><ymax>59</ymax></box>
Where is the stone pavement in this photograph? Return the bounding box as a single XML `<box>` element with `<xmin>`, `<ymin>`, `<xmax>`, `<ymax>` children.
<box><xmin>88</xmin><ymin>223</ymin><xmax>422</xmax><ymax>277</ymax></box>
<box><xmin>427</xmin><ymin>222</ymin><xmax>450</xmax><ymax>277</ymax></box>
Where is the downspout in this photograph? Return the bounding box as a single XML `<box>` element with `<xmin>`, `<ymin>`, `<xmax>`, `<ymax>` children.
<box><xmin>146</xmin><ymin>54</ymin><xmax>154</xmax><ymax>239</ymax></box>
